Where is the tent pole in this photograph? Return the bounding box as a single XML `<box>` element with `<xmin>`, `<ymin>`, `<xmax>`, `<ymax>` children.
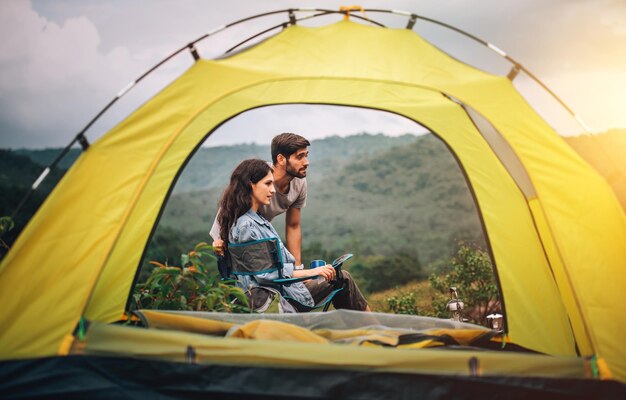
<box><xmin>390</xmin><ymin>11</ymin><xmax>591</xmax><ymax>133</ymax></box>
<box><xmin>406</xmin><ymin>14</ymin><xmax>417</xmax><ymax>29</ymax></box>
<box><xmin>288</xmin><ymin>9</ymin><xmax>296</xmax><ymax>26</ymax></box>
<box><xmin>187</xmin><ymin>44</ymin><xmax>200</xmax><ymax>61</ymax></box>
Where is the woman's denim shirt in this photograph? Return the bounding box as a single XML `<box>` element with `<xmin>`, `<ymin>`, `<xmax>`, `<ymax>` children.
<box><xmin>229</xmin><ymin>209</ymin><xmax>314</xmax><ymax>307</ymax></box>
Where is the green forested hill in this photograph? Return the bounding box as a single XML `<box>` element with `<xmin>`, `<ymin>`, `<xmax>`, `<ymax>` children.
<box><xmin>154</xmin><ymin>133</ymin><xmax>485</xmax><ymax>271</ymax></box>
<box><xmin>171</xmin><ymin>133</ymin><xmax>419</xmax><ymax>193</ymax></box>
<box><xmin>3</xmin><ymin>133</ymin><xmax>485</xmax><ymax>282</ymax></box>
<box><xmin>0</xmin><ymin>150</ymin><xmax>67</xmax><ymax>194</ymax></box>
<box><xmin>14</xmin><ymin>148</ymin><xmax>81</xmax><ymax>171</ymax></box>
<box><xmin>0</xmin><ymin>150</ymin><xmax>68</xmax><ymax>257</ymax></box>
<box><xmin>297</xmin><ymin>134</ymin><xmax>485</xmax><ymax>266</ymax></box>
<box><xmin>154</xmin><ymin>133</ymin><xmax>424</xmax><ymax>235</ymax></box>
<box><xmin>173</xmin><ymin>144</ymin><xmax>268</xmax><ymax>193</ymax></box>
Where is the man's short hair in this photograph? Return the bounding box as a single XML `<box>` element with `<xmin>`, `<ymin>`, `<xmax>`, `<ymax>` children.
<box><xmin>271</xmin><ymin>133</ymin><xmax>311</xmax><ymax>164</ymax></box>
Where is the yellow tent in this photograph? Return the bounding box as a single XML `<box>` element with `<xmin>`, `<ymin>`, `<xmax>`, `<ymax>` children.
<box><xmin>564</xmin><ymin>130</ymin><xmax>626</xmax><ymax>213</ymax></box>
<box><xmin>1</xmin><ymin>10</ymin><xmax>625</xmax><ymax>397</ymax></box>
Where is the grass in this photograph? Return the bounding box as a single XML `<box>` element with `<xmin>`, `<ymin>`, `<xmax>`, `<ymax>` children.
<box><xmin>368</xmin><ymin>279</ymin><xmax>438</xmax><ymax>315</ymax></box>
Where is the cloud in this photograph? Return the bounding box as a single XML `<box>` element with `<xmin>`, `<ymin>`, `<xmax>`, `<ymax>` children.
<box><xmin>0</xmin><ymin>0</ymin><xmax>145</xmax><ymax>147</ymax></box>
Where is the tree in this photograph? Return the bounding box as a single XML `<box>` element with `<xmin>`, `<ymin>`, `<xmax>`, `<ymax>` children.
<box><xmin>429</xmin><ymin>242</ymin><xmax>501</xmax><ymax>326</ymax></box>
<box><xmin>0</xmin><ymin>216</ymin><xmax>14</xmax><ymax>260</ymax></box>
<box><xmin>355</xmin><ymin>252</ymin><xmax>424</xmax><ymax>293</ymax></box>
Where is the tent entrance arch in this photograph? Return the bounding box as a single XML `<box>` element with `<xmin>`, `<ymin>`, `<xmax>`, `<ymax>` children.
<box><xmin>80</xmin><ymin>75</ymin><xmax>580</xmax><ymax>357</ymax></box>
<box><xmin>129</xmin><ymin>102</ymin><xmax>497</xmax><ymax>320</ymax></box>
<box><xmin>1</xmin><ymin>8</ymin><xmax>625</xmax><ymax>390</ymax></box>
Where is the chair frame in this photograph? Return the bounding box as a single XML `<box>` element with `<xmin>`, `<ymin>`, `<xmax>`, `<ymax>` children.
<box><xmin>221</xmin><ymin>237</ymin><xmax>347</xmax><ymax>312</ymax></box>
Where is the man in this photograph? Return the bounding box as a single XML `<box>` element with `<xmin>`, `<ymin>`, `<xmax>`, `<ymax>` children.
<box><xmin>210</xmin><ymin>132</ymin><xmax>310</xmax><ymax>267</ymax></box>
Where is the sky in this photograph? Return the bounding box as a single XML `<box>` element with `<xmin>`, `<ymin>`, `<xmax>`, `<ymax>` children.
<box><xmin>0</xmin><ymin>0</ymin><xmax>625</xmax><ymax>149</ymax></box>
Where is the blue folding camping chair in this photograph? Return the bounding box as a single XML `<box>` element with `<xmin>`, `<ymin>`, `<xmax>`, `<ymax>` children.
<box><xmin>219</xmin><ymin>237</ymin><xmax>352</xmax><ymax>312</ymax></box>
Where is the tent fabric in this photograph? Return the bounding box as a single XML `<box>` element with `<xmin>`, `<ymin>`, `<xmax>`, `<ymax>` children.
<box><xmin>461</xmin><ymin>103</ymin><xmax>536</xmax><ymax>199</ymax></box>
<box><xmin>564</xmin><ymin>131</ymin><xmax>626</xmax><ymax>213</ymax></box>
<box><xmin>1</xmin><ymin>20</ymin><xmax>625</xmax><ymax>383</ymax></box>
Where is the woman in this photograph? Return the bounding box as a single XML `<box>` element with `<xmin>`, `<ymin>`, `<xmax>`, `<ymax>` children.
<box><xmin>218</xmin><ymin>159</ymin><xmax>369</xmax><ymax>311</ymax></box>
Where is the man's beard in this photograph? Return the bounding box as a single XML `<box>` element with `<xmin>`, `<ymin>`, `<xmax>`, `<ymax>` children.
<box><xmin>286</xmin><ymin>161</ymin><xmax>306</xmax><ymax>178</ymax></box>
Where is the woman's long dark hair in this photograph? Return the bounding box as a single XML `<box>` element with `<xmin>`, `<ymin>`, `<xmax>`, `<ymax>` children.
<box><xmin>218</xmin><ymin>159</ymin><xmax>272</xmax><ymax>244</ymax></box>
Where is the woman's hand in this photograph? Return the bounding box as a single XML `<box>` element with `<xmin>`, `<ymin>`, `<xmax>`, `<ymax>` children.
<box><xmin>314</xmin><ymin>264</ymin><xmax>336</xmax><ymax>282</ymax></box>
<box><xmin>212</xmin><ymin>239</ymin><xmax>225</xmax><ymax>256</ymax></box>
<box><xmin>292</xmin><ymin>265</ymin><xmax>336</xmax><ymax>281</ymax></box>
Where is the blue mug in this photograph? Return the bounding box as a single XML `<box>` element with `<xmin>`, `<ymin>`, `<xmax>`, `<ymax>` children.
<box><xmin>310</xmin><ymin>259</ymin><xmax>325</xmax><ymax>269</ymax></box>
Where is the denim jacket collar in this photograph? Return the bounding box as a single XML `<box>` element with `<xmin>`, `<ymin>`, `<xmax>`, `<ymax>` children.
<box><xmin>245</xmin><ymin>209</ymin><xmax>271</xmax><ymax>227</ymax></box>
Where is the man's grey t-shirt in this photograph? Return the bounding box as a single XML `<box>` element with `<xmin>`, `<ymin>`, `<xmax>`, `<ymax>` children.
<box><xmin>259</xmin><ymin>177</ymin><xmax>307</xmax><ymax>221</ymax></box>
<box><xmin>209</xmin><ymin>177</ymin><xmax>307</xmax><ymax>241</ymax></box>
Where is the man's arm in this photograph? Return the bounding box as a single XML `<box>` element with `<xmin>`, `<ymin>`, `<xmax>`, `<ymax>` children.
<box><xmin>285</xmin><ymin>207</ymin><xmax>303</xmax><ymax>266</ymax></box>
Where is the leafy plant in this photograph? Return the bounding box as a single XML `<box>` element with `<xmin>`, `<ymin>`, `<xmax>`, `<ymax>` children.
<box><xmin>386</xmin><ymin>291</ymin><xmax>419</xmax><ymax>315</ymax></box>
<box><xmin>132</xmin><ymin>242</ymin><xmax>250</xmax><ymax>313</ymax></box>
<box><xmin>368</xmin><ymin>280</ymin><xmax>436</xmax><ymax>314</ymax></box>
<box><xmin>429</xmin><ymin>242</ymin><xmax>501</xmax><ymax>326</ymax></box>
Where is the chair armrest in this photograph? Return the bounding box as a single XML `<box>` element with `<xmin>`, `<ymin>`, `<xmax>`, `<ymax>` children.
<box><xmin>331</xmin><ymin>253</ymin><xmax>353</xmax><ymax>268</ymax></box>
<box><xmin>273</xmin><ymin>276</ymin><xmax>319</xmax><ymax>285</ymax></box>
<box><xmin>274</xmin><ymin>255</ymin><xmax>353</xmax><ymax>286</ymax></box>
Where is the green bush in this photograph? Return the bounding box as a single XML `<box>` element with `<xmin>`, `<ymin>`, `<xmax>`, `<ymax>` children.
<box><xmin>353</xmin><ymin>253</ymin><xmax>424</xmax><ymax>293</ymax></box>
<box><xmin>429</xmin><ymin>242</ymin><xmax>500</xmax><ymax>326</ymax></box>
<box><xmin>386</xmin><ymin>291</ymin><xmax>419</xmax><ymax>315</ymax></box>
<box><xmin>132</xmin><ymin>242</ymin><xmax>249</xmax><ymax>313</ymax></box>
<box><xmin>139</xmin><ymin>226</ymin><xmax>215</xmax><ymax>282</ymax></box>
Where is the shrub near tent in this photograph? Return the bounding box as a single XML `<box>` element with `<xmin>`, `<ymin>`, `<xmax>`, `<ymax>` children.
<box><xmin>0</xmin><ymin>9</ymin><xmax>625</xmax><ymax>395</ymax></box>
<box><xmin>132</xmin><ymin>242</ymin><xmax>249</xmax><ymax>313</ymax></box>
<box><xmin>429</xmin><ymin>242</ymin><xmax>501</xmax><ymax>325</ymax></box>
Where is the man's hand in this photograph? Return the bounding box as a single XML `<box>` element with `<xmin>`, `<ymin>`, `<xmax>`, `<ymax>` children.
<box><xmin>212</xmin><ymin>239</ymin><xmax>225</xmax><ymax>256</ymax></box>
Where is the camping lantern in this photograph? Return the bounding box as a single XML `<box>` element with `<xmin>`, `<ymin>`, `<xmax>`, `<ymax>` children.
<box><xmin>447</xmin><ymin>287</ymin><xmax>465</xmax><ymax>322</ymax></box>
<box><xmin>487</xmin><ymin>313</ymin><xmax>504</xmax><ymax>330</ymax></box>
